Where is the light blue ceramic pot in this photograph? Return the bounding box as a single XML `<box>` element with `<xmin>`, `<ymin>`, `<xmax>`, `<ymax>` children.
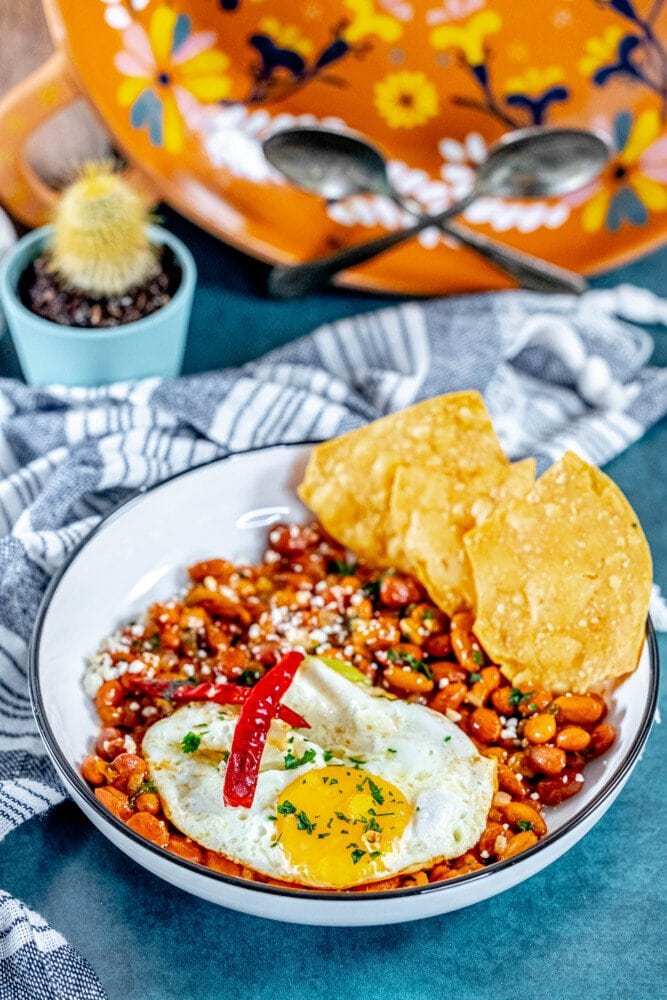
<box><xmin>0</xmin><ymin>225</ymin><xmax>196</xmax><ymax>387</ymax></box>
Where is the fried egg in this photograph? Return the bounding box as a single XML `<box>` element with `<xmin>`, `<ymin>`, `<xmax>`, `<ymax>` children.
<box><xmin>141</xmin><ymin>657</ymin><xmax>496</xmax><ymax>889</ymax></box>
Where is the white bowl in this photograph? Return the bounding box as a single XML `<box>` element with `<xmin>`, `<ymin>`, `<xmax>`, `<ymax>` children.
<box><xmin>29</xmin><ymin>444</ymin><xmax>659</xmax><ymax>926</ymax></box>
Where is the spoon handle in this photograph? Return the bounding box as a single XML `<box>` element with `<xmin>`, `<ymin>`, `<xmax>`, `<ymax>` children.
<box><xmin>441</xmin><ymin>221</ymin><xmax>586</xmax><ymax>294</ymax></box>
<box><xmin>268</xmin><ymin>194</ymin><xmax>476</xmax><ymax>298</ymax></box>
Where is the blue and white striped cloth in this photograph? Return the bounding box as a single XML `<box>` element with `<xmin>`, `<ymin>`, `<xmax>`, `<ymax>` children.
<box><xmin>0</xmin><ymin>286</ymin><xmax>666</xmax><ymax>999</ymax></box>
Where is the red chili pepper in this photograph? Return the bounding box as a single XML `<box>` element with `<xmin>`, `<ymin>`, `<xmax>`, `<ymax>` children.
<box><xmin>224</xmin><ymin>650</ymin><xmax>304</xmax><ymax>809</ymax></box>
<box><xmin>133</xmin><ymin>677</ymin><xmax>309</xmax><ymax>729</ymax></box>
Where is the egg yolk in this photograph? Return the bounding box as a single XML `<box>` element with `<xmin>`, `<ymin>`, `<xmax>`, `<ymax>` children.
<box><xmin>275</xmin><ymin>766</ymin><xmax>412</xmax><ymax>888</ymax></box>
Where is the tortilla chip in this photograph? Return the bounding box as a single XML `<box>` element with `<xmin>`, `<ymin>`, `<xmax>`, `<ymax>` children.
<box><xmin>298</xmin><ymin>392</ymin><xmax>508</xmax><ymax>566</ymax></box>
<box><xmin>390</xmin><ymin>459</ymin><xmax>535</xmax><ymax>614</ymax></box>
<box><xmin>463</xmin><ymin>452</ymin><xmax>652</xmax><ymax>693</ymax></box>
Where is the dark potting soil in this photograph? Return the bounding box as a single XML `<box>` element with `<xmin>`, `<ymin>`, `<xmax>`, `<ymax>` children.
<box><xmin>19</xmin><ymin>246</ymin><xmax>182</xmax><ymax>329</ymax></box>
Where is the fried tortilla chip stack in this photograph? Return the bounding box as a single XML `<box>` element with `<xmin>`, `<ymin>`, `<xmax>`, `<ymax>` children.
<box><xmin>299</xmin><ymin>392</ymin><xmax>652</xmax><ymax>693</ymax></box>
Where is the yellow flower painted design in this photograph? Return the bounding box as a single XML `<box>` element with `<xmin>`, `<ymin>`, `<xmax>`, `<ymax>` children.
<box><xmin>343</xmin><ymin>0</ymin><xmax>403</xmax><ymax>45</ymax></box>
<box><xmin>257</xmin><ymin>18</ymin><xmax>314</xmax><ymax>60</ymax></box>
<box><xmin>504</xmin><ymin>66</ymin><xmax>566</xmax><ymax>96</ymax></box>
<box><xmin>578</xmin><ymin>26</ymin><xmax>625</xmax><ymax>78</ymax></box>
<box><xmin>429</xmin><ymin>10</ymin><xmax>501</xmax><ymax>67</ymax></box>
<box><xmin>374</xmin><ymin>71</ymin><xmax>439</xmax><ymax>128</ymax></box>
<box><xmin>577</xmin><ymin>109</ymin><xmax>667</xmax><ymax>233</ymax></box>
<box><xmin>115</xmin><ymin>5</ymin><xmax>232</xmax><ymax>154</ymax></box>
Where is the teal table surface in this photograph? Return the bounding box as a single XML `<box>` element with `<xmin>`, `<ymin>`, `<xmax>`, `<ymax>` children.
<box><xmin>0</xmin><ymin>213</ymin><xmax>664</xmax><ymax>1000</ymax></box>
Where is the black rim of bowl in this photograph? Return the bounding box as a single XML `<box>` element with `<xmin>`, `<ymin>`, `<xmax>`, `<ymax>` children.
<box><xmin>29</xmin><ymin>444</ymin><xmax>661</xmax><ymax>904</ymax></box>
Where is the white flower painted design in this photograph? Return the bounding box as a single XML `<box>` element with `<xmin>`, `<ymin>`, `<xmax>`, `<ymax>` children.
<box><xmin>200</xmin><ymin>106</ymin><xmax>348</xmax><ymax>184</ymax></box>
<box><xmin>102</xmin><ymin>0</ymin><xmax>149</xmax><ymax>31</ymax></box>
<box><xmin>438</xmin><ymin>133</ymin><xmax>571</xmax><ymax>232</ymax></box>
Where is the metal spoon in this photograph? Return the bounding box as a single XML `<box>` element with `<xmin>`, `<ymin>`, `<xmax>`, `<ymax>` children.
<box><xmin>263</xmin><ymin>127</ymin><xmax>609</xmax><ymax>299</ymax></box>
<box><xmin>263</xmin><ymin>127</ymin><xmax>590</xmax><ymax>297</ymax></box>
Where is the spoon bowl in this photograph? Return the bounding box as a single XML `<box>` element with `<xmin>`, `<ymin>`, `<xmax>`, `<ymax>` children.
<box><xmin>477</xmin><ymin>128</ymin><xmax>611</xmax><ymax>199</ymax></box>
<box><xmin>264</xmin><ymin>128</ymin><xmax>392</xmax><ymax>200</ymax></box>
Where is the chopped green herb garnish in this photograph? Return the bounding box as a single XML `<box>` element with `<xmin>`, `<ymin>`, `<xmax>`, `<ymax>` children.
<box><xmin>367</xmin><ymin>778</ymin><xmax>385</xmax><ymax>805</ymax></box>
<box><xmin>471</xmin><ymin>649</ymin><xmax>484</xmax><ymax>666</ymax></box>
<box><xmin>422</xmin><ymin>609</ymin><xmax>436</xmax><ymax>620</ymax></box>
<box><xmin>284</xmin><ymin>747</ymin><xmax>317</xmax><ymax>770</ymax></box>
<box><xmin>193</xmin><ymin>723</ymin><xmax>209</xmax><ymax>730</ymax></box>
<box><xmin>270</xmin><ymin>836</ymin><xmax>282</xmax><ymax>848</ymax></box>
<box><xmin>362</xmin><ymin>579</ymin><xmax>380</xmax><ymax>598</ymax></box>
<box><xmin>135</xmin><ymin>779</ymin><xmax>157</xmax><ymax>796</ymax></box>
<box><xmin>277</xmin><ymin>800</ymin><xmax>296</xmax><ymax>815</ymax></box>
<box><xmin>387</xmin><ymin>748</ymin><xmax>397</xmax><ymax>754</ymax></box>
<box><xmin>148</xmin><ymin>633</ymin><xmax>161</xmax><ymax>649</ymax></box>
<box><xmin>517</xmin><ymin>820</ymin><xmax>533</xmax><ymax>832</ymax></box>
<box><xmin>335</xmin><ymin>811</ymin><xmax>352</xmax><ymax>823</ymax></box>
<box><xmin>296</xmin><ymin>811</ymin><xmax>316</xmax><ymax>834</ymax></box>
<box><xmin>267</xmin><ymin>814</ymin><xmax>277</xmax><ymax>822</ymax></box>
<box><xmin>328</xmin><ymin>560</ymin><xmax>358</xmax><ymax>576</ymax></box>
<box><xmin>350</xmin><ymin>848</ymin><xmax>366</xmax><ymax>865</ymax></box>
<box><xmin>508</xmin><ymin>688</ymin><xmax>535</xmax><ymax>706</ymax></box>
<box><xmin>348</xmin><ymin>756</ymin><xmax>367</xmax><ymax>767</ymax></box>
<box><xmin>317</xmin><ymin>833</ymin><xmax>331</xmax><ymax>839</ymax></box>
<box><xmin>220</xmin><ymin>749</ymin><xmax>230</xmax><ymax>763</ymax></box>
<box><xmin>443</xmin><ymin>736</ymin><xmax>452</xmax><ymax>743</ymax></box>
<box><xmin>181</xmin><ymin>732</ymin><xmax>201</xmax><ymax>753</ymax></box>
<box><xmin>329</xmin><ymin>778</ymin><xmax>339</xmax><ymax>786</ymax></box>
<box><xmin>323</xmin><ymin>750</ymin><xmax>335</xmax><ymax>763</ymax></box>
<box><xmin>369</xmin><ymin>851</ymin><xmax>382</xmax><ymax>859</ymax></box>
<box><xmin>468</xmin><ymin>672</ymin><xmax>482</xmax><ymax>684</ymax></box>
<box><xmin>386</xmin><ymin>648</ymin><xmax>433</xmax><ymax>680</ymax></box>
<box><xmin>526</xmin><ymin>702</ymin><xmax>538</xmax><ymax>713</ymax></box>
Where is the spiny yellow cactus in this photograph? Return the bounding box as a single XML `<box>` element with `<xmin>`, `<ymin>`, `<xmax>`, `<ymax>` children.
<box><xmin>50</xmin><ymin>162</ymin><xmax>159</xmax><ymax>297</ymax></box>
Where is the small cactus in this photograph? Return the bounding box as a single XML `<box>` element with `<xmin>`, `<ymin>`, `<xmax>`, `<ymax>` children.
<box><xmin>50</xmin><ymin>162</ymin><xmax>159</xmax><ymax>298</ymax></box>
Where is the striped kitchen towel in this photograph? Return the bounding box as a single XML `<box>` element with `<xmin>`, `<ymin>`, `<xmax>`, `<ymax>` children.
<box><xmin>0</xmin><ymin>284</ymin><xmax>665</xmax><ymax>999</ymax></box>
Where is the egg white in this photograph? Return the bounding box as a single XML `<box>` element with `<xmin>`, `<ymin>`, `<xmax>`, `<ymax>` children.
<box><xmin>141</xmin><ymin>657</ymin><xmax>496</xmax><ymax>887</ymax></box>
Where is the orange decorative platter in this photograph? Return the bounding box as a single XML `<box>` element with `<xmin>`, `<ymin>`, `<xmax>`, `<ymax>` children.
<box><xmin>0</xmin><ymin>0</ymin><xmax>666</xmax><ymax>293</ymax></box>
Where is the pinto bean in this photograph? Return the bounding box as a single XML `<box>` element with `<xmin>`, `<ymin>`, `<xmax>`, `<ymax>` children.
<box><xmin>502</xmin><ymin>801</ymin><xmax>547</xmax><ymax>837</ymax></box>
<box><xmin>450</xmin><ymin>611</ymin><xmax>483</xmax><ymax>668</ymax></box>
<box><xmin>588</xmin><ymin>722</ymin><xmax>616</xmax><ymax>758</ymax></box>
<box><xmin>469</xmin><ymin>707</ymin><xmax>502</xmax><ymax>744</ymax></box>
<box><xmin>423</xmin><ymin>633</ymin><xmax>452</xmax><ymax>658</ymax></box>
<box><xmin>204</xmin><ymin>851</ymin><xmax>243</xmax><ymax>876</ymax></box>
<box><xmin>556</xmin><ymin>726</ymin><xmax>591</xmax><ymax>752</ymax></box>
<box><xmin>167</xmin><ymin>835</ymin><xmax>203</xmax><ymax>864</ymax></box>
<box><xmin>126</xmin><ymin>812</ymin><xmax>169</xmax><ymax>847</ymax></box>
<box><xmin>497</xmin><ymin>829</ymin><xmax>538</xmax><ymax>860</ymax></box>
<box><xmin>135</xmin><ymin>792</ymin><xmax>160</xmax><ymax>815</ymax></box>
<box><xmin>430</xmin><ymin>661</ymin><xmax>467</xmax><ymax>685</ymax></box>
<box><xmin>497</xmin><ymin>764</ymin><xmax>528</xmax><ymax>799</ymax></box>
<box><xmin>94</xmin><ymin>786</ymin><xmax>133</xmax><ymax>821</ymax></box>
<box><xmin>536</xmin><ymin>769</ymin><xmax>584</xmax><ymax>806</ymax></box>
<box><xmin>106</xmin><ymin>753</ymin><xmax>147</xmax><ymax>792</ymax></box>
<box><xmin>479</xmin><ymin>822</ymin><xmax>506</xmax><ymax>857</ymax></box>
<box><xmin>491</xmin><ymin>687</ymin><xmax>516</xmax><ymax>715</ymax></box>
<box><xmin>383</xmin><ymin>663</ymin><xmax>434</xmax><ymax>694</ymax></box>
<box><xmin>379</xmin><ymin>575</ymin><xmax>422</xmax><ymax>608</ymax></box>
<box><xmin>528</xmin><ymin>745</ymin><xmax>567</xmax><ymax>775</ymax></box>
<box><xmin>429</xmin><ymin>682</ymin><xmax>467</xmax><ymax>715</ymax></box>
<box><xmin>95</xmin><ymin>727</ymin><xmax>127</xmax><ymax>761</ymax></box>
<box><xmin>188</xmin><ymin>559</ymin><xmax>235</xmax><ymax>583</ymax></box>
<box><xmin>524</xmin><ymin>713</ymin><xmax>557</xmax><ymax>744</ymax></box>
<box><xmin>81</xmin><ymin>755</ymin><xmax>108</xmax><ymax>786</ymax></box>
<box><xmin>95</xmin><ymin>680</ymin><xmax>125</xmax><ymax>726</ymax></box>
<box><xmin>553</xmin><ymin>694</ymin><xmax>603</xmax><ymax>726</ymax></box>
